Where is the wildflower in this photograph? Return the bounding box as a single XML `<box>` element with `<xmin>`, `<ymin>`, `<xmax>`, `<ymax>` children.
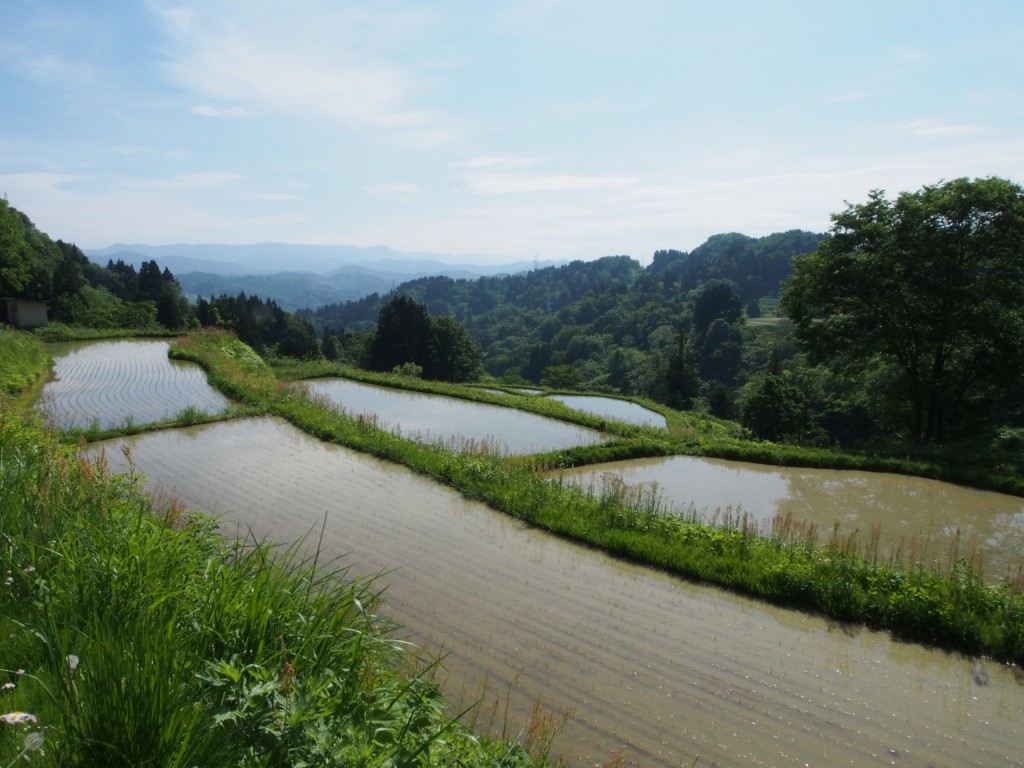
<box><xmin>1</xmin><ymin>683</ymin><xmax>14</xmax><ymax>691</ymax></box>
<box><xmin>1</xmin><ymin>712</ymin><xmax>37</xmax><ymax>725</ymax></box>
<box><xmin>66</xmin><ymin>654</ymin><xmax>79</xmax><ymax>671</ymax></box>
<box><xmin>23</xmin><ymin>731</ymin><xmax>45</xmax><ymax>750</ymax></box>
<box><xmin>3</xmin><ymin>577</ymin><xmax>12</xmax><ymax>586</ymax></box>
<box><xmin>22</xmin><ymin>566</ymin><xmax>35</xmax><ymax>574</ymax></box>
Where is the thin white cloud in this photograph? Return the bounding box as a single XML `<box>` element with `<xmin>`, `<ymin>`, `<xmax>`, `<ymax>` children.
<box><xmin>191</xmin><ymin>104</ymin><xmax>257</xmax><ymax>118</ymax></box>
<box><xmin>449</xmin><ymin>155</ymin><xmax>541</xmax><ymax>170</ymax></box>
<box><xmin>365</xmin><ymin>182</ymin><xmax>422</xmax><ymax>202</ymax></box>
<box><xmin>906</xmin><ymin>118</ymin><xmax>983</xmax><ymax>138</ymax></box>
<box><xmin>0</xmin><ymin>171</ymin><xmax>82</xmax><ymax>192</ymax></box>
<box><xmin>130</xmin><ymin>172</ymin><xmax>248</xmax><ymax>191</ymax></box>
<box><xmin>827</xmin><ymin>89</ymin><xmax>879</xmax><ymax>104</ymax></box>
<box><xmin>151</xmin><ymin>2</ymin><xmax>457</xmax><ymax>145</ymax></box>
<box><xmin>464</xmin><ymin>174</ymin><xmax>637</xmax><ymax>194</ymax></box>
<box><xmin>893</xmin><ymin>46</ymin><xmax>927</xmax><ymax>64</ymax></box>
<box><xmin>238</xmin><ymin>192</ymin><xmax>299</xmax><ymax>202</ymax></box>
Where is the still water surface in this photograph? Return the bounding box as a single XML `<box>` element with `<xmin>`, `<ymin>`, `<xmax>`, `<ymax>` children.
<box><xmin>304</xmin><ymin>377</ymin><xmax>608</xmax><ymax>454</ymax></box>
<box><xmin>556</xmin><ymin>456</ymin><xmax>1024</xmax><ymax>582</ymax></box>
<box><xmin>546</xmin><ymin>394</ymin><xmax>668</xmax><ymax>429</ymax></box>
<box><xmin>91</xmin><ymin>418</ymin><xmax>1024</xmax><ymax>768</ymax></box>
<box><xmin>38</xmin><ymin>339</ymin><xmax>230</xmax><ymax>429</ymax></box>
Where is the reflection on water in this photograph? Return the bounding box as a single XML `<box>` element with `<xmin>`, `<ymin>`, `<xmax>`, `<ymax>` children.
<box><xmin>304</xmin><ymin>377</ymin><xmax>607</xmax><ymax>455</ymax></box>
<box><xmin>557</xmin><ymin>455</ymin><xmax>1024</xmax><ymax>580</ymax></box>
<box><xmin>546</xmin><ymin>394</ymin><xmax>667</xmax><ymax>428</ymax></box>
<box><xmin>89</xmin><ymin>418</ymin><xmax>1024</xmax><ymax>768</ymax></box>
<box><xmin>37</xmin><ymin>340</ymin><xmax>230</xmax><ymax>430</ymax></box>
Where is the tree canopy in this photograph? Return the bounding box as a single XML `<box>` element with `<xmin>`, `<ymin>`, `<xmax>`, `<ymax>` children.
<box><xmin>782</xmin><ymin>177</ymin><xmax>1024</xmax><ymax>442</ymax></box>
<box><xmin>369</xmin><ymin>295</ymin><xmax>482</xmax><ymax>383</ymax></box>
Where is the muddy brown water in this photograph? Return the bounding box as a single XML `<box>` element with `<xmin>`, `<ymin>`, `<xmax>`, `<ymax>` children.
<box><xmin>90</xmin><ymin>418</ymin><xmax>1024</xmax><ymax>768</ymax></box>
<box><xmin>37</xmin><ymin>339</ymin><xmax>230</xmax><ymax>429</ymax></box>
<box><xmin>556</xmin><ymin>456</ymin><xmax>1024</xmax><ymax>583</ymax></box>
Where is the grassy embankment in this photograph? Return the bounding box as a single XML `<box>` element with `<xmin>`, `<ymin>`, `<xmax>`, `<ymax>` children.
<box><xmin>175</xmin><ymin>331</ymin><xmax>1024</xmax><ymax>665</ymax></box>
<box><xmin>272</xmin><ymin>354</ymin><xmax>1024</xmax><ymax>497</ymax></box>
<box><xmin>0</xmin><ymin>329</ymin><xmax>565</xmax><ymax>767</ymax></box>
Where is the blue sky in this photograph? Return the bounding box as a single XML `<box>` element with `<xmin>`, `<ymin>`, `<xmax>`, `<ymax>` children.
<box><xmin>2</xmin><ymin>1</ymin><xmax>1022</xmax><ymax>264</ymax></box>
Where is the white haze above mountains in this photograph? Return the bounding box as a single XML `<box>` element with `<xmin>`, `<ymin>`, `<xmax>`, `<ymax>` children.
<box><xmin>85</xmin><ymin>243</ymin><xmax>563</xmax><ymax>312</ymax></box>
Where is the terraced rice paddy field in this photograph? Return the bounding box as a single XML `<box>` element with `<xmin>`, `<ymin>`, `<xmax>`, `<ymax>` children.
<box><xmin>41</xmin><ymin>340</ymin><xmax>1024</xmax><ymax>768</ymax></box>
<box><xmin>556</xmin><ymin>455</ymin><xmax>1024</xmax><ymax>583</ymax></box>
<box><xmin>303</xmin><ymin>377</ymin><xmax>608</xmax><ymax>454</ymax></box>
<box><xmin>38</xmin><ymin>339</ymin><xmax>230</xmax><ymax>430</ymax></box>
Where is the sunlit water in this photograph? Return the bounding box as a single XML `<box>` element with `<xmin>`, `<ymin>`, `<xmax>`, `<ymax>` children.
<box><xmin>37</xmin><ymin>339</ymin><xmax>230</xmax><ymax>430</ymax></box>
<box><xmin>555</xmin><ymin>456</ymin><xmax>1024</xmax><ymax>582</ymax></box>
<box><xmin>546</xmin><ymin>394</ymin><xmax>668</xmax><ymax>429</ymax></box>
<box><xmin>303</xmin><ymin>377</ymin><xmax>608</xmax><ymax>455</ymax></box>
<box><xmin>90</xmin><ymin>418</ymin><xmax>1024</xmax><ymax>768</ymax></box>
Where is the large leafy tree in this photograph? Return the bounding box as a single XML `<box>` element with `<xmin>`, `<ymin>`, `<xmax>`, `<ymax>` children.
<box><xmin>427</xmin><ymin>315</ymin><xmax>483</xmax><ymax>383</ymax></box>
<box><xmin>782</xmin><ymin>177</ymin><xmax>1024</xmax><ymax>442</ymax></box>
<box><xmin>369</xmin><ymin>295</ymin><xmax>432</xmax><ymax>373</ymax></box>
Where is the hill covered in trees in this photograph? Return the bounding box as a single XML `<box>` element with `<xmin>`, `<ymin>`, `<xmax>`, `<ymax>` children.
<box><xmin>1</xmin><ymin>199</ymin><xmax>190</xmax><ymax>330</ymax></box>
<box><xmin>302</xmin><ymin>229</ymin><xmax>823</xmax><ymax>415</ymax></box>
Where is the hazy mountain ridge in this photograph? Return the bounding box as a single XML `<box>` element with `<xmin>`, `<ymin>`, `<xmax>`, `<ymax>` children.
<box><xmin>85</xmin><ymin>242</ymin><xmax>557</xmax><ymax>276</ymax></box>
<box><xmin>85</xmin><ymin>243</ymin><xmax>563</xmax><ymax>311</ymax></box>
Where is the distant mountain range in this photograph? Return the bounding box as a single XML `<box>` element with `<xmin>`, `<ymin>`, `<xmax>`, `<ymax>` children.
<box><xmin>85</xmin><ymin>243</ymin><xmax>563</xmax><ymax>311</ymax></box>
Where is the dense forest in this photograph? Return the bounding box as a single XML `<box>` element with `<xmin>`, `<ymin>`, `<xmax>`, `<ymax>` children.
<box><xmin>307</xmin><ymin>232</ymin><xmax>820</xmax><ymax>388</ymax></box>
<box><xmin>304</xmin><ymin>230</ymin><xmax>827</xmax><ymax>433</ymax></box>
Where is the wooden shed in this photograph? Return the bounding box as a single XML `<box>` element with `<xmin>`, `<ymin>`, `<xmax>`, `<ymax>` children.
<box><xmin>1</xmin><ymin>298</ymin><xmax>49</xmax><ymax>329</ymax></box>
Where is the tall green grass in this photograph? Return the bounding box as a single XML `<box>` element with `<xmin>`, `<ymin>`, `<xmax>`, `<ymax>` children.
<box><xmin>0</xmin><ymin>406</ymin><xmax>561</xmax><ymax>767</ymax></box>
<box><xmin>0</xmin><ymin>329</ymin><xmax>48</xmax><ymax>396</ymax></box>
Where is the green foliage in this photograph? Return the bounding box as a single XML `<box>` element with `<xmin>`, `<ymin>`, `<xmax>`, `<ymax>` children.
<box><xmin>392</xmin><ymin>361</ymin><xmax>424</xmax><ymax>378</ymax></box>
<box><xmin>369</xmin><ymin>296</ymin><xmax>483</xmax><ymax>383</ymax></box>
<box><xmin>370</xmin><ymin>295</ymin><xmax>431</xmax><ymax>373</ymax></box>
<box><xmin>0</xmin><ymin>329</ymin><xmax>48</xmax><ymax>395</ymax></box>
<box><xmin>540</xmin><ymin>364</ymin><xmax>581</xmax><ymax>389</ymax></box>
<box><xmin>0</xmin><ymin>200</ymin><xmax>60</xmax><ymax>300</ymax></box>
<box><xmin>0</xmin><ymin>201</ymin><xmax>193</xmax><ymax>332</ymax></box>
<box><xmin>739</xmin><ymin>353</ymin><xmax>816</xmax><ymax>442</ymax></box>
<box><xmin>195</xmin><ymin>294</ymin><xmax>321</xmax><ymax>359</ymax></box>
<box><xmin>427</xmin><ymin>315</ymin><xmax>483</xmax><ymax>382</ymax></box>
<box><xmin>783</xmin><ymin>177</ymin><xmax>1024</xmax><ymax>443</ymax></box>
<box><xmin>302</xmin><ymin>235</ymin><xmax>822</xmax><ymax>408</ymax></box>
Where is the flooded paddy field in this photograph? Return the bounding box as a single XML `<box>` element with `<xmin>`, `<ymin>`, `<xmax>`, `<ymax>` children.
<box><xmin>90</xmin><ymin>418</ymin><xmax>1024</xmax><ymax>768</ymax></box>
<box><xmin>556</xmin><ymin>456</ymin><xmax>1024</xmax><ymax>583</ymax></box>
<box><xmin>303</xmin><ymin>377</ymin><xmax>608</xmax><ymax>454</ymax></box>
<box><xmin>546</xmin><ymin>394</ymin><xmax>668</xmax><ymax>429</ymax></box>
<box><xmin>37</xmin><ymin>339</ymin><xmax>230</xmax><ymax>430</ymax></box>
